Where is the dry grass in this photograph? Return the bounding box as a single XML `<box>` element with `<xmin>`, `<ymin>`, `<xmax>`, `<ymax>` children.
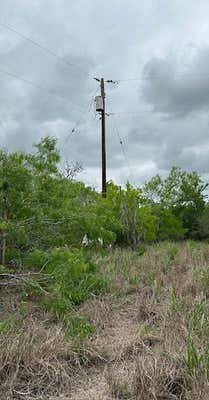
<box><xmin>107</xmin><ymin>355</ymin><xmax>186</xmax><ymax>400</ymax></box>
<box><xmin>0</xmin><ymin>318</ymin><xmax>105</xmax><ymax>399</ymax></box>
<box><xmin>0</xmin><ymin>241</ymin><xmax>209</xmax><ymax>399</ymax></box>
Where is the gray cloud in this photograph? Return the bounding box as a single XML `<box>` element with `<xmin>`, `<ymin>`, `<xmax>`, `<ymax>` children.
<box><xmin>1</xmin><ymin>1</ymin><xmax>209</xmax><ymax>188</ymax></box>
<box><xmin>142</xmin><ymin>48</ymin><xmax>209</xmax><ymax>117</ymax></box>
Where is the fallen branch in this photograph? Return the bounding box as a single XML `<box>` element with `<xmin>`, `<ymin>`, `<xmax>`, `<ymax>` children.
<box><xmin>0</xmin><ymin>272</ymin><xmax>52</xmax><ymax>293</ymax></box>
<box><xmin>0</xmin><ymin>272</ymin><xmax>52</xmax><ymax>279</ymax></box>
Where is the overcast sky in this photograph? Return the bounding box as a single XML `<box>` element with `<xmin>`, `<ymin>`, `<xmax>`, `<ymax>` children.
<box><xmin>1</xmin><ymin>1</ymin><xmax>209</xmax><ymax>189</ymax></box>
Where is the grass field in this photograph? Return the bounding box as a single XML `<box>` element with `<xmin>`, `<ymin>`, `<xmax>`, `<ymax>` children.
<box><xmin>0</xmin><ymin>241</ymin><xmax>209</xmax><ymax>399</ymax></box>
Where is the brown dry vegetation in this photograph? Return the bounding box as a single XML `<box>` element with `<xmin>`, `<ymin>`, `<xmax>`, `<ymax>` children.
<box><xmin>0</xmin><ymin>241</ymin><xmax>209</xmax><ymax>399</ymax></box>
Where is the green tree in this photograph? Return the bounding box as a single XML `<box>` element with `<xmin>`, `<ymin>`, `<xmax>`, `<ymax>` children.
<box><xmin>143</xmin><ymin>167</ymin><xmax>208</xmax><ymax>238</ymax></box>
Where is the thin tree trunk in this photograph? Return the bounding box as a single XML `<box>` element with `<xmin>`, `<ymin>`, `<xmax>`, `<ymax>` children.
<box><xmin>1</xmin><ymin>182</ymin><xmax>7</xmax><ymax>266</ymax></box>
<box><xmin>1</xmin><ymin>210</ymin><xmax>7</xmax><ymax>266</ymax></box>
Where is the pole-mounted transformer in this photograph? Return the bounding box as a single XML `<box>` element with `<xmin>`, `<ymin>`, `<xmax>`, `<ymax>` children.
<box><xmin>95</xmin><ymin>95</ymin><xmax>104</xmax><ymax>112</ymax></box>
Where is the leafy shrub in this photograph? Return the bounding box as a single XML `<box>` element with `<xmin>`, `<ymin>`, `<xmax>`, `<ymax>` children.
<box><xmin>0</xmin><ymin>265</ymin><xmax>12</xmax><ymax>274</ymax></box>
<box><xmin>44</xmin><ymin>248</ymin><xmax>108</xmax><ymax>305</ymax></box>
<box><xmin>22</xmin><ymin>249</ymin><xmax>49</xmax><ymax>271</ymax></box>
<box><xmin>25</xmin><ymin>247</ymin><xmax>108</xmax><ymax>312</ymax></box>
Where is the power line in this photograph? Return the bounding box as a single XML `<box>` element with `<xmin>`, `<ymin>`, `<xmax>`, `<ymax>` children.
<box><xmin>0</xmin><ymin>66</ymin><xmax>81</xmax><ymax>105</ymax></box>
<box><xmin>108</xmin><ymin>104</ymin><xmax>209</xmax><ymax>115</ymax></box>
<box><xmin>0</xmin><ymin>65</ymin><xmax>99</xmax><ymax>153</ymax></box>
<box><xmin>0</xmin><ymin>22</ymin><xmax>77</xmax><ymax>69</ymax></box>
<box><xmin>107</xmin><ymin>109</ymin><xmax>160</xmax><ymax>117</ymax></box>
<box><xmin>107</xmin><ymin>98</ymin><xmax>136</xmax><ymax>185</ymax></box>
<box><xmin>0</xmin><ymin>66</ymin><xmax>49</xmax><ymax>90</ymax></box>
<box><xmin>3</xmin><ymin>21</ymin><xmax>209</xmax><ymax>87</ymax></box>
<box><xmin>64</xmin><ymin>87</ymin><xmax>99</xmax><ymax>143</ymax></box>
<box><xmin>109</xmin><ymin>111</ymin><xmax>147</xmax><ymax>115</ymax></box>
<box><xmin>116</xmin><ymin>72</ymin><xmax>209</xmax><ymax>83</ymax></box>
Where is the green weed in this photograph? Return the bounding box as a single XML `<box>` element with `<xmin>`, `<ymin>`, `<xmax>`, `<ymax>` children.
<box><xmin>41</xmin><ymin>295</ymin><xmax>72</xmax><ymax>318</ymax></box>
<box><xmin>0</xmin><ymin>318</ymin><xmax>13</xmax><ymax>335</ymax></box>
<box><xmin>163</xmin><ymin>244</ymin><xmax>178</xmax><ymax>272</ymax></box>
<box><xmin>169</xmin><ymin>290</ymin><xmax>187</xmax><ymax>314</ymax></box>
<box><xmin>142</xmin><ymin>271</ymin><xmax>156</xmax><ymax>286</ymax></box>
<box><xmin>184</xmin><ymin>337</ymin><xmax>209</xmax><ymax>380</ymax></box>
<box><xmin>189</xmin><ymin>299</ymin><xmax>209</xmax><ymax>338</ymax></box>
<box><xmin>198</xmin><ymin>267</ymin><xmax>209</xmax><ymax>296</ymax></box>
<box><xmin>63</xmin><ymin>314</ymin><xmax>94</xmax><ymax>339</ymax></box>
<box><xmin>184</xmin><ymin>337</ymin><xmax>201</xmax><ymax>376</ymax></box>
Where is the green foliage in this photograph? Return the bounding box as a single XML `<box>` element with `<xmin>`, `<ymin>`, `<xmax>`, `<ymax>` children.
<box><xmin>163</xmin><ymin>244</ymin><xmax>179</xmax><ymax>272</ymax></box>
<box><xmin>153</xmin><ymin>206</ymin><xmax>185</xmax><ymax>241</ymax></box>
<box><xmin>184</xmin><ymin>337</ymin><xmax>202</xmax><ymax>376</ymax></box>
<box><xmin>141</xmin><ymin>271</ymin><xmax>156</xmax><ymax>286</ymax></box>
<box><xmin>198</xmin><ymin>267</ymin><xmax>209</xmax><ymax>297</ymax></box>
<box><xmin>0</xmin><ymin>318</ymin><xmax>13</xmax><ymax>335</ymax></box>
<box><xmin>43</xmin><ymin>248</ymin><xmax>108</xmax><ymax>305</ymax></box>
<box><xmin>23</xmin><ymin>247</ymin><xmax>108</xmax><ymax>308</ymax></box>
<box><xmin>22</xmin><ymin>248</ymin><xmax>49</xmax><ymax>270</ymax></box>
<box><xmin>41</xmin><ymin>295</ymin><xmax>72</xmax><ymax>318</ymax></box>
<box><xmin>63</xmin><ymin>314</ymin><xmax>94</xmax><ymax>339</ymax></box>
<box><xmin>2</xmin><ymin>136</ymin><xmax>209</xmax><ymax>351</ymax></box>
<box><xmin>135</xmin><ymin>244</ymin><xmax>147</xmax><ymax>256</ymax></box>
<box><xmin>204</xmin><ymin>345</ymin><xmax>209</xmax><ymax>381</ymax></box>
<box><xmin>22</xmin><ymin>277</ymin><xmax>48</xmax><ymax>299</ymax></box>
<box><xmin>166</xmin><ymin>244</ymin><xmax>178</xmax><ymax>262</ymax></box>
<box><xmin>1</xmin><ymin>137</ymin><xmax>209</xmax><ymax>267</ymax></box>
<box><xmin>196</xmin><ymin>204</ymin><xmax>209</xmax><ymax>239</ymax></box>
<box><xmin>184</xmin><ymin>337</ymin><xmax>209</xmax><ymax>380</ymax></box>
<box><xmin>189</xmin><ymin>300</ymin><xmax>209</xmax><ymax>338</ymax></box>
<box><xmin>169</xmin><ymin>291</ymin><xmax>187</xmax><ymax>314</ymax></box>
<box><xmin>144</xmin><ymin>167</ymin><xmax>207</xmax><ymax>239</ymax></box>
<box><xmin>0</xmin><ymin>265</ymin><xmax>12</xmax><ymax>274</ymax></box>
<box><xmin>27</xmin><ymin>247</ymin><xmax>107</xmax><ymax>338</ymax></box>
<box><xmin>0</xmin><ymin>315</ymin><xmax>23</xmax><ymax>335</ymax></box>
<box><xmin>184</xmin><ymin>300</ymin><xmax>209</xmax><ymax>380</ymax></box>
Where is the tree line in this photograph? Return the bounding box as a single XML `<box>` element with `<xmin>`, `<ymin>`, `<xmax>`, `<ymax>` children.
<box><xmin>0</xmin><ymin>136</ymin><xmax>208</xmax><ymax>267</ymax></box>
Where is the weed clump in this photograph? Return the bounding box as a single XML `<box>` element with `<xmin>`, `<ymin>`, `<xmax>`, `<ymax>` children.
<box><xmin>21</xmin><ymin>247</ymin><xmax>108</xmax><ymax>339</ymax></box>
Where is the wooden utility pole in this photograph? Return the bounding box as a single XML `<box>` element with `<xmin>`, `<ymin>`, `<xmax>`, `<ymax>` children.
<box><xmin>95</xmin><ymin>77</ymin><xmax>107</xmax><ymax>198</ymax></box>
<box><xmin>95</xmin><ymin>78</ymin><xmax>117</xmax><ymax>197</ymax></box>
<box><xmin>100</xmin><ymin>78</ymin><xmax>106</xmax><ymax>198</ymax></box>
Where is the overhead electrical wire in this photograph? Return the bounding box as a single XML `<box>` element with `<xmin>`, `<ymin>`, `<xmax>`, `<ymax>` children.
<box><xmin>59</xmin><ymin>87</ymin><xmax>99</xmax><ymax>155</ymax></box>
<box><xmin>109</xmin><ymin>111</ymin><xmax>149</xmax><ymax>116</ymax></box>
<box><xmin>107</xmin><ymin>98</ymin><xmax>136</xmax><ymax>185</ymax></box>
<box><xmin>0</xmin><ymin>22</ymin><xmax>77</xmax><ymax>69</ymax></box>
<box><xmin>115</xmin><ymin>72</ymin><xmax>209</xmax><ymax>83</ymax></box>
<box><xmin>4</xmin><ymin>21</ymin><xmax>208</xmax><ymax>188</ymax></box>
<box><xmin>2</xmin><ymin>21</ymin><xmax>209</xmax><ymax>85</ymax></box>
<box><xmin>0</xmin><ymin>66</ymin><xmax>78</xmax><ymax>105</ymax></box>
